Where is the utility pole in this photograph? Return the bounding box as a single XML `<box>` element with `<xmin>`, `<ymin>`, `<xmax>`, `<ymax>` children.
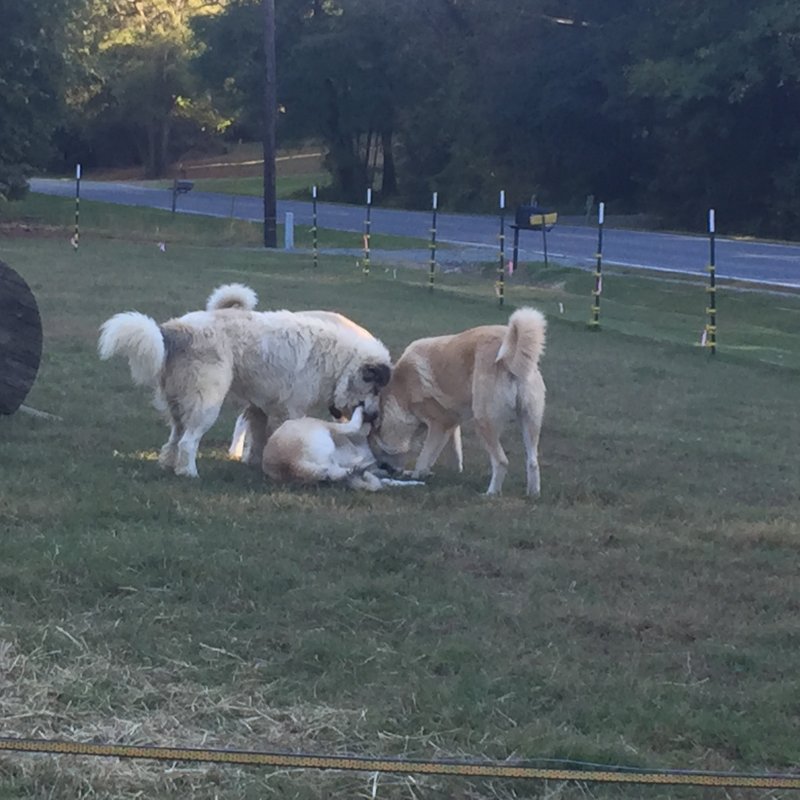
<box><xmin>262</xmin><ymin>0</ymin><xmax>277</xmax><ymax>248</ymax></box>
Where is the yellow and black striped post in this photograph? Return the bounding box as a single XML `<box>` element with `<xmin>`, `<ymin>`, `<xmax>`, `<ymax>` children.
<box><xmin>363</xmin><ymin>187</ymin><xmax>372</xmax><ymax>277</ymax></box>
<box><xmin>429</xmin><ymin>191</ymin><xmax>438</xmax><ymax>291</ymax></box>
<box><xmin>72</xmin><ymin>163</ymin><xmax>81</xmax><ymax>251</ymax></box>
<box><xmin>706</xmin><ymin>209</ymin><xmax>717</xmax><ymax>354</ymax></box>
<box><xmin>312</xmin><ymin>185</ymin><xmax>318</xmax><ymax>269</ymax></box>
<box><xmin>497</xmin><ymin>190</ymin><xmax>506</xmax><ymax>307</ymax></box>
<box><xmin>589</xmin><ymin>201</ymin><xmax>604</xmax><ymax>329</ymax></box>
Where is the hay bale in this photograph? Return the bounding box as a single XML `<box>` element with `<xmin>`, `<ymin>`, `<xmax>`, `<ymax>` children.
<box><xmin>0</xmin><ymin>260</ymin><xmax>42</xmax><ymax>415</ymax></box>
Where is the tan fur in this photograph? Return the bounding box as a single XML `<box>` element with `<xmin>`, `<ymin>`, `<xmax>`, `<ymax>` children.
<box><xmin>371</xmin><ymin>307</ymin><xmax>547</xmax><ymax>496</ymax></box>
<box><xmin>98</xmin><ymin>288</ymin><xmax>392</xmax><ymax>478</ymax></box>
<box><xmin>262</xmin><ymin>407</ymin><xmax>383</xmax><ymax>491</ymax></box>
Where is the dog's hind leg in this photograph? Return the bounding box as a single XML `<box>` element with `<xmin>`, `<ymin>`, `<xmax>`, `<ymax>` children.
<box><xmin>242</xmin><ymin>406</ymin><xmax>269</xmax><ymax>467</ymax></box>
<box><xmin>159</xmin><ymin>419</ymin><xmax>183</xmax><ymax>470</ymax></box>
<box><xmin>519</xmin><ymin>381</ymin><xmax>545</xmax><ymax>497</ymax></box>
<box><xmin>175</xmin><ymin>405</ymin><xmax>223</xmax><ymax>478</ymax></box>
<box><xmin>441</xmin><ymin>426</ymin><xmax>463</xmax><ymax>472</ymax></box>
<box><xmin>474</xmin><ymin>418</ymin><xmax>509</xmax><ymax>495</ymax></box>
<box><xmin>172</xmin><ymin>370</ymin><xmax>232</xmax><ymax>478</ymax></box>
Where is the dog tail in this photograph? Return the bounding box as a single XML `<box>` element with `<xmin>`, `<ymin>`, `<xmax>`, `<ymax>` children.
<box><xmin>206</xmin><ymin>283</ymin><xmax>258</xmax><ymax>312</ymax></box>
<box><xmin>495</xmin><ymin>307</ymin><xmax>547</xmax><ymax>377</ymax></box>
<box><xmin>98</xmin><ymin>312</ymin><xmax>165</xmax><ymax>387</ymax></box>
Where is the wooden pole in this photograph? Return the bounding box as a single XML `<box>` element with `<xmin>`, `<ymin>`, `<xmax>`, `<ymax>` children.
<box><xmin>262</xmin><ymin>0</ymin><xmax>277</xmax><ymax>248</ymax></box>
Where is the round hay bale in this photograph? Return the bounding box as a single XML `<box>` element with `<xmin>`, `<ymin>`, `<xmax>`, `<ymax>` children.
<box><xmin>0</xmin><ymin>261</ymin><xmax>43</xmax><ymax>415</ymax></box>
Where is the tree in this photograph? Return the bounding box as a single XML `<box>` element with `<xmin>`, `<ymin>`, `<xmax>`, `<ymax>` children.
<box><xmin>0</xmin><ymin>0</ymin><xmax>78</xmax><ymax>197</ymax></box>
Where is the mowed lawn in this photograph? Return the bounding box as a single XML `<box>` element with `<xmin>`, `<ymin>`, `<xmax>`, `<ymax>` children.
<box><xmin>1</xmin><ymin>214</ymin><xmax>799</xmax><ymax>799</ymax></box>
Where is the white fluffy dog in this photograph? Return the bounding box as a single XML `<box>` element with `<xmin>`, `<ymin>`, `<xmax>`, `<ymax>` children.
<box><xmin>204</xmin><ymin>285</ymin><xmax>385</xmax><ymax>465</ymax></box>
<box><xmin>262</xmin><ymin>405</ymin><xmax>424</xmax><ymax>491</ymax></box>
<box><xmin>370</xmin><ymin>308</ymin><xmax>547</xmax><ymax>496</ymax></box>
<box><xmin>98</xmin><ymin>285</ymin><xmax>392</xmax><ymax>478</ymax></box>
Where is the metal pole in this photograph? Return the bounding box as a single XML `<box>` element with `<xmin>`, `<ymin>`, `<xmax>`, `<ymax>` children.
<box><xmin>171</xmin><ymin>178</ymin><xmax>177</xmax><ymax>214</ymax></box>
<box><xmin>497</xmin><ymin>190</ymin><xmax>505</xmax><ymax>307</ymax></box>
<box><xmin>312</xmin><ymin>185</ymin><xmax>318</xmax><ymax>268</ymax></box>
<box><xmin>72</xmin><ymin>164</ymin><xmax>80</xmax><ymax>250</ymax></box>
<box><xmin>706</xmin><ymin>209</ymin><xmax>717</xmax><ymax>355</ymax></box>
<box><xmin>429</xmin><ymin>191</ymin><xmax>438</xmax><ymax>291</ymax></box>
<box><xmin>589</xmin><ymin>201</ymin><xmax>604</xmax><ymax>329</ymax></box>
<box><xmin>363</xmin><ymin>187</ymin><xmax>372</xmax><ymax>277</ymax></box>
<box><xmin>541</xmin><ymin>216</ymin><xmax>549</xmax><ymax>268</ymax></box>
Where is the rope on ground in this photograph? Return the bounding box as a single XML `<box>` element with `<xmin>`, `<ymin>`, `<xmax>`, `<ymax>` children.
<box><xmin>1</xmin><ymin>737</ymin><xmax>799</xmax><ymax>789</ymax></box>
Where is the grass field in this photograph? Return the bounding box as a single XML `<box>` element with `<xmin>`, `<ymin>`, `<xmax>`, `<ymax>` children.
<box><xmin>1</xmin><ymin>202</ymin><xmax>799</xmax><ymax>799</ymax></box>
<box><xmin>0</xmin><ymin>193</ymin><xmax>430</xmax><ymax>252</ymax></box>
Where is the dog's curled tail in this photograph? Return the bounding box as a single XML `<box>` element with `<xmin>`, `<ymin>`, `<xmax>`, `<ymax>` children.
<box><xmin>98</xmin><ymin>312</ymin><xmax>165</xmax><ymax>387</ymax></box>
<box><xmin>496</xmin><ymin>307</ymin><xmax>547</xmax><ymax>377</ymax></box>
<box><xmin>206</xmin><ymin>283</ymin><xmax>258</xmax><ymax>312</ymax></box>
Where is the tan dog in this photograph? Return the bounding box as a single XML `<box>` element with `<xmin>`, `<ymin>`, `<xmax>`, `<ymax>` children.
<box><xmin>262</xmin><ymin>405</ymin><xmax>424</xmax><ymax>491</ymax></box>
<box><xmin>98</xmin><ymin>286</ymin><xmax>391</xmax><ymax>478</ymax></box>
<box><xmin>370</xmin><ymin>308</ymin><xmax>546</xmax><ymax>496</ymax></box>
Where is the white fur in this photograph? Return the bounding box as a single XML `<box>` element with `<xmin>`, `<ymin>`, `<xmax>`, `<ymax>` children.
<box><xmin>206</xmin><ymin>283</ymin><xmax>258</xmax><ymax>312</ymax></box>
<box><xmin>263</xmin><ymin>407</ymin><xmax>424</xmax><ymax>491</ymax></box>
<box><xmin>227</xmin><ymin>307</ymin><xmax>387</xmax><ymax>465</ymax></box>
<box><xmin>98</xmin><ymin>287</ymin><xmax>392</xmax><ymax>478</ymax></box>
<box><xmin>98</xmin><ymin>312</ymin><xmax>164</xmax><ymax>387</ymax></box>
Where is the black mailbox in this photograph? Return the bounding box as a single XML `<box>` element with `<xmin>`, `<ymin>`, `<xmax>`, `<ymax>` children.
<box><xmin>171</xmin><ymin>179</ymin><xmax>194</xmax><ymax>213</ymax></box>
<box><xmin>514</xmin><ymin>205</ymin><xmax>557</xmax><ymax>231</ymax></box>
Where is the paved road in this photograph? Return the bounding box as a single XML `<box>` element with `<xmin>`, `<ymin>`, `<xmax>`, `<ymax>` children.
<box><xmin>31</xmin><ymin>178</ymin><xmax>800</xmax><ymax>288</ymax></box>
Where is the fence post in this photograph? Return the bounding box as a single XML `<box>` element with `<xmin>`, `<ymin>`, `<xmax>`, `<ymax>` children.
<box><xmin>429</xmin><ymin>191</ymin><xmax>438</xmax><ymax>291</ymax></box>
<box><xmin>706</xmin><ymin>209</ymin><xmax>717</xmax><ymax>354</ymax></box>
<box><xmin>497</xmin><ymin>190</ymin><xmax>506</xmax><ymax>307</ymax></box>
<box><xmin>72</xmin><ymin>164</ymin><xmax>81</xmax><ymax>250</ymax></box>
<box><xmin>363</xmin><ymin>187</ymin><xmax>372</xmax><ymax>277</ymax></box>
<box><xmin>589</xmin><ymin>201</ymin><xmax>604</xmax><ymax>329</ymax></box>
<box><xmin>312</xmin><ymin>185</ymin><xmax>318</xmax><ymax>268</ymax></box>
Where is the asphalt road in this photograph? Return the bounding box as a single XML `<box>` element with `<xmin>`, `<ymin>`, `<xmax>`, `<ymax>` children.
<box><xmin>30</xmin><ymin>178</ymin><xmax>800</xmax><ymax>288</ymax></box>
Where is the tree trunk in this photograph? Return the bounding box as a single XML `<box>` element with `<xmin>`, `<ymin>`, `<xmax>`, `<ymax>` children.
<box><xmin>380</xmin><ymin>129</ymin><xmax>397</xmax><ymax>198</ymax></box>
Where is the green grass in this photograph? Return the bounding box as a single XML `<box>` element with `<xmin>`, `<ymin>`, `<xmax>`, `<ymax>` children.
<box><xmin>0</xmin><ymin>216</ymin><xmax>799</xmax><ymax>799</ymax></box>
<box><xmin>1</xmin><ymin>193</ymin><xmax>430</xmax><ymax>251</ymax></box>
<box><xmin>143</xmin><ymin>171</ymin><xmax>331</xmax><ymax>199</ymax></box>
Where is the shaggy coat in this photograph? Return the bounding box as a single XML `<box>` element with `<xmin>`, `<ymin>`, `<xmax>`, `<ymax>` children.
<box><xmin>371</xmin><ymin>307</ymin><xmax>547</xmax><ymax>496</ymax></box>
<box><xmin>98</xmin><ymin>286</ymin><xmax>391</xmax><ymax>478</ymax></box>
<box><xmin>206</xmin><ymin>286</ymin><xmax>387</xmax><ymax>465</ymax></box>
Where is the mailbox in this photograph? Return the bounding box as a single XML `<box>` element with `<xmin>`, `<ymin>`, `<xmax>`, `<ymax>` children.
<box><xmin>514</xmin><ymin>205</ymin><xmax>557</xmax><ymax>231</ymax></box>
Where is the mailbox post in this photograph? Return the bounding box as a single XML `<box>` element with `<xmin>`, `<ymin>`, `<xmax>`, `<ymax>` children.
<box><xmin>510</xmin><ymin>204</ymin><xmax>558</xmax><ymax>275</ymax></box>
<box><xmin>171</xmin><ymin>179</ymin><xmax>194</xmax><ymax>213</ymax></box>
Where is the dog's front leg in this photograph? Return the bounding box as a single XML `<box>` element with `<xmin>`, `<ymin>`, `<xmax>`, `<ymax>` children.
<box><xmin>411</xmin><ymin>424</ymin><xmax>453</xmax><ymax>479</ymax></box>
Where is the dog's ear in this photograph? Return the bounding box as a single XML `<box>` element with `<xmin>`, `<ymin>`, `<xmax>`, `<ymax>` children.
<box><xmin>362</xmin><ymin>363</ymin><xmax>391</xmax><ymax>388</ymax></box>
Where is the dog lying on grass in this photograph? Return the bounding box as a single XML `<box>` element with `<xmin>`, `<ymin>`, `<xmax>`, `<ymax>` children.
<box><xmin>370</xmin><ymin>307</ymin><xmax>547</xmax><ymax>496</ymax></box>
<box><xmin>262</xmin><ymin>405</ymin><xmax>424</xmax><ymax>491</ymax></box>
<box><xmin>98</xmin><ymin>285</ymin><xmax>392</xmax><ymax>478</ymax></box>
